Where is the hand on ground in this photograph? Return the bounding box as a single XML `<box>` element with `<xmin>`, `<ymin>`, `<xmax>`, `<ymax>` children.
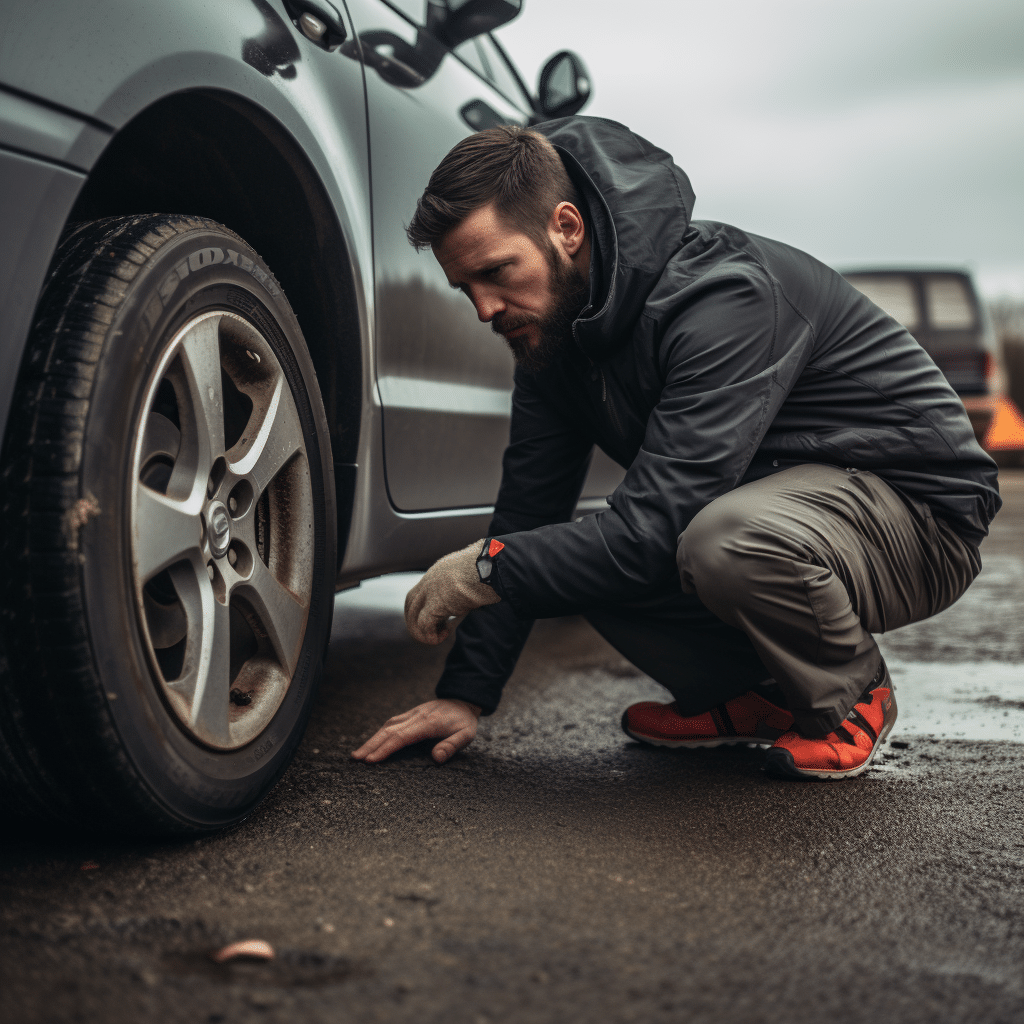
<box><xmin>350</xmin><ymin>699</ymin><xmax>482</xmax><ymax>764</ymax></box>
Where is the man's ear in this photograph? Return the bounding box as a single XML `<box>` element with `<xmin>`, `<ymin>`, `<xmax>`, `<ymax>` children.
<box><xmin>550</xmin><ymin>202</ymin><xmax>586</xmax><ymax>257</ymax></box>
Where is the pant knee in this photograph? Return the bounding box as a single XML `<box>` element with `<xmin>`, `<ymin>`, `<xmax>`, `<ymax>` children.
<box><xmin>676</xmin><ymin>500</ymin><xmax>751</xmax><ymax>602</ymax></box>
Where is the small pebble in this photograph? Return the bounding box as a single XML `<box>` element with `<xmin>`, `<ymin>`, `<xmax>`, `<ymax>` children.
<box><xmin>211</xmin><ymin>939</ymin><xmax>275</xmax><ymax>963</ymax></box>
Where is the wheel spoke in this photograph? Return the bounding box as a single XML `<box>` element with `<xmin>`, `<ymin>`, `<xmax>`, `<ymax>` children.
<box><xmin>168</xmin><ymin>561</ymin><xmax>232</xmax><ymax>748</ymax></box>
<box><xmin>177</xmin><ymin>315</ymin><xmax>226</xmax><ymax>480</ymax></box>
<box><xmin>140</xmin><ymin>410</ymin><xmax>181</xmax><ymax>466</ymax></box>
<box><xmin>229</xmin><ymin>374</ymin><xmax>304</xmax><ymax>490</ymax></box>
<box><xmin>236</xmin><ymin>560</ymin><xmax>308</xmax><ymax>678</ymax></box>
<box><xmin>134</xmin><ymin>484</ymin><xmax>202</xmax><ymax>583</ymax></box>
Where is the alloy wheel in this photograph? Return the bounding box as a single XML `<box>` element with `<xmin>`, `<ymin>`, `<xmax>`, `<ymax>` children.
<box><xmin>130</xmin><ymin>310</ymin><xmax>314</xmax><ymax>750</ymax></box>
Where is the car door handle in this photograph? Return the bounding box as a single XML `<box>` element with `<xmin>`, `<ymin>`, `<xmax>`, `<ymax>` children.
<box><xmin>354</xmin><ymin>30</ymin><xmax>430</xmax><ymax>88</ymax></box>
<box><xmin>282</xmin><ymin>0</ymin><xmax>347</xmax><ymax>49</ymax></box>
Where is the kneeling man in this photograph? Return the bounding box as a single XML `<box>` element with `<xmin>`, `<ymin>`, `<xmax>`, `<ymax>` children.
<box><xmin>352</xmin><ymin>118</ymin><xmax>999</xmax><ymax>779</ymax></box>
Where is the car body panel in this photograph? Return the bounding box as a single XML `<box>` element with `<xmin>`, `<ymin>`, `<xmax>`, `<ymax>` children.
<box><xmin>0</xmin><ymin>0</ymin><xmax>616</xmax><ymax>588</ymax></box>
<box><xmin>348</xmin><ymin>0</ymin><xmax>526</xmax><ymax>512</ymax></box>
<box><xmin>0</xmin><ymin>147</ymin><xmax>87</xmax><ymax>446</ymax></box>
<box><xmin>0</xmin><ymin>87</ymin><xmax>110</xmax><ymax>168</ymax></box>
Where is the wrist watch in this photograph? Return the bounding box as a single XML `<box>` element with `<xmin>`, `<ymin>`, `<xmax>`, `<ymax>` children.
<box><xmin>476</xmin><ymin>537</ymin><xmax>505</xmax><ymax>585</ymax></box>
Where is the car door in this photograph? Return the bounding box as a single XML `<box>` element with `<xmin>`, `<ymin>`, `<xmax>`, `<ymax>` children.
<box><xmin>344</xmin><ymin>0</ymin><xmax>529</xmax><ymax>513</ymax></box>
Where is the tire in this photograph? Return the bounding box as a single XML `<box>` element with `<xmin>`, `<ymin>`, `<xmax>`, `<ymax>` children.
<box><xmin>0</xmin><ymin>214</ymin><xmax>336</xmax><ymax>835</ymax></box>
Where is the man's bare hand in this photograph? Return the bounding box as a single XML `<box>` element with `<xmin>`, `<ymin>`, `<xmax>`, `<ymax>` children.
<box><xmin>350</xmin><ymin>699</ymin><xmax>482</xmax><ymax>764</ymax></box>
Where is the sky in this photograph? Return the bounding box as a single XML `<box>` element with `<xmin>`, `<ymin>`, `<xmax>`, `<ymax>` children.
<box><xmin>495</xmin><ymin>0</ymin><xmax>1024</xmax><ymax>299</ymax></box>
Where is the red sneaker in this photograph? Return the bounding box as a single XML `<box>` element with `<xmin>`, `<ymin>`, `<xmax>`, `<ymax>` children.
<box><xmin>765</xmin><ymin>682</ymin><xmax>897</xmax><ymax>780</ymax></box>
<box><xmin>621</xmin><ymin>691</ymin><xmax>794</xmax><ymax>748</ymax></box>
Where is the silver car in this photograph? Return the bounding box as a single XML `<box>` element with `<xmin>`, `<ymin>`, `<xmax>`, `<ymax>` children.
<box><xmin>0</xmin><ymin>0</ymin><xmax>615</xmax><ymax>833</ymax></box>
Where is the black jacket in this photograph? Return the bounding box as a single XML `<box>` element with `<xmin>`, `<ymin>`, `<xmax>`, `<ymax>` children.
<box><xmin>436</xmin><ymin>117</ymin><xmax>1001</xmax><ymax>714</ymax></box>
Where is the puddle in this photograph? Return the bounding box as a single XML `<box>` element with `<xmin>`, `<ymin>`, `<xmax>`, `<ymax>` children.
<box><xmin>882</xmin><ymin>660</ymin><xmax>1024</xmax><ymax>742</ymax></box>
<box><xmin>335</xmin><ymin>573</ymin><xmax>423</xmax><ymax>614</ymax></box>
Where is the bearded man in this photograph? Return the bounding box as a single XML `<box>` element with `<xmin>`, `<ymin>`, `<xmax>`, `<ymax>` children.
<box><xmin>351</xmin><ymin>118</ymin><xmax>999</xmax><ymax>779</ymax></box>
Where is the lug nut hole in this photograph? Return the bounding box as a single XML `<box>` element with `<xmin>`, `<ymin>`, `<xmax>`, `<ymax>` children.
<box><xmin>227</xmin><ymin>479</ymin><xmax>255</xmax><ymax>519</ymax></box>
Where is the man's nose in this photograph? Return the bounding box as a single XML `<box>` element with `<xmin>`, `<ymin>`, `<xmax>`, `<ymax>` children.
<box><xmin>472</xmin><ymin>291</ymin><xmax>505</xmax><ymax>323</ymax></box>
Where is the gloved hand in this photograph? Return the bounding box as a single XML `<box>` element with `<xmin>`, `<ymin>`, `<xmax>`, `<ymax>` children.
<box><xmin>404</xmin><ymin>539</ymin><xmax>501</xmax><ymax>644</ymax></box>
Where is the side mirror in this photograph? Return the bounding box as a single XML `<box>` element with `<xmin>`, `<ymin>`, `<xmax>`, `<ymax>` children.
<box><xmin>426</xmin><ymin>0</ymin><xmax>522</xmax><ymax>49</ymax></box>
<box><xmin>536</xmin><ymin>50</ymin><xmax>591</xmax><ymax>120</ymax></box>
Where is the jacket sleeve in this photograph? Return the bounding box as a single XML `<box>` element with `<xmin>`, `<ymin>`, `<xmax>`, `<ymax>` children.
<box><xmin>434</xmin><ymin>369</ymin><xmax>595</xmax><ymax>714</ymax></box>
<box><xmin>488</xmin><ymin>269</ymin><xmax>815</xmax><ymax>619</ymax></box>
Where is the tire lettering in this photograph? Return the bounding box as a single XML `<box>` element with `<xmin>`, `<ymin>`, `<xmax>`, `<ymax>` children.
<box><xmin>158</xmin><ymin>269</ymin><xmax>180</xmax><ymax>303</ymax></box>
<box><xmin>156</xmin><ymin>246</ymin><xmax>280</xmax><ymax>313</ymax></box>
<box><xmin>253</xmin><ymin>737</ymin><xmax>274</xmax><ymax>762</ymax></box>
<box><xmin>142</xmin><ymin>293</ymin><xmax>163</xmax><ymax>333</ymax></box>
<box><xmin>188</xmin><ymin>247</ymin><xmax>224</xmax><ymax>272</ymax></box>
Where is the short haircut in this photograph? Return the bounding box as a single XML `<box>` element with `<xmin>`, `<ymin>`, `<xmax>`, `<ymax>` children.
<box><xmin>406</xmin><ymin>125</ymin><xmax>580</xmax><ymax>251</ymax></box>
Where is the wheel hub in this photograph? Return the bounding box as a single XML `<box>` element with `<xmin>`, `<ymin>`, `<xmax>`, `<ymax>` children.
<box><xmin>206</xmin><ymin>500</ymin><xmax>232</xmax><ymax>558</ymax></box>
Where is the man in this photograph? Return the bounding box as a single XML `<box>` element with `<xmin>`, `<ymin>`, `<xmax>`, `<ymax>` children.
<box><xmin>351</xmin><ymin>118</ymin><xmax>999</xmax><ymax>779</ymax></box>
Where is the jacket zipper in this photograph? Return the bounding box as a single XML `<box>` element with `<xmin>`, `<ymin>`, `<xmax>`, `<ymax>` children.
<box><xmin>587</xmin><ymin>357</ymin><xmax>607</xmax><ymax>402</ymax></box>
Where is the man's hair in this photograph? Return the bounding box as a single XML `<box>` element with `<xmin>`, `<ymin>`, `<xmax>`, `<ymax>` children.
<box><xmin>406</xmin><ymin>125</ymin><xmax>580</xmax><ymax>251</ymax></box>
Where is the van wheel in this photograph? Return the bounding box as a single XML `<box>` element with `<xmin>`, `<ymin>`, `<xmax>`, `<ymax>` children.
<box><xmin>0</xmin><ymin>214</ymin><xmax>336</xmax><ymax>835</ymax></box>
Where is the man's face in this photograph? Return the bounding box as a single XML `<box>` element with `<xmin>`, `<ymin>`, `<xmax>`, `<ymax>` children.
<box><xmin>434</xmin><ymin>203</ymin><xmax>589</xmax><ymax>372</ymax></box>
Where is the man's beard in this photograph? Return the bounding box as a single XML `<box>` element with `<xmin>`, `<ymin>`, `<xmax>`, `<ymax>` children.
<box><xmin>492</xmin><ymin>245</ymin><xmax>590</xmax><ymax>373</ymax></box>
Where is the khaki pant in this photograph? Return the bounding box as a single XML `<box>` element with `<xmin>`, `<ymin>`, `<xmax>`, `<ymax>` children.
<box><xmin>586</xmin><ymin>465</ymin><xmax>981</xmax><ymax>736</ymax></box>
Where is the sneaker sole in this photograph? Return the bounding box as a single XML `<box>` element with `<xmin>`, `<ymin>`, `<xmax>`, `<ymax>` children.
<box><xmin>764</xmin><ymin>715</ymin><xmax>897</xmax><ymax>780</ymax></box>
<box><xmin>626</xmin><ymin>733</ymin><xmax>776</xmax><ymax>749</ymax></box>
<box><xmin>622</xmin><ymin>718</ymin><xmax>775</xmax><ymax>749</ymax></box>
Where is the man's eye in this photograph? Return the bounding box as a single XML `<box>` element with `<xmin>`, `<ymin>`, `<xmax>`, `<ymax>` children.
<box><xmin>483</xmin><ymin>264</ymin><xmax>506</xmax><ymax>278</ymax></box>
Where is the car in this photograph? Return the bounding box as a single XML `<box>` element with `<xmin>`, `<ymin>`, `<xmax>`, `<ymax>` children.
<box><xmin>840</xmin><ymin>268</ymin><xmax>996</xmax><ymax>442</ymax></box>
<box><xmin>0</xmin><ymin>0</ymin><xmax>615</xmax><ymax>835</ymax></box>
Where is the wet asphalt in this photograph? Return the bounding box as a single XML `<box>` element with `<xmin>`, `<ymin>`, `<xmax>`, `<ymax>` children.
<box><xmin>2</xmin><ymin>473</ymin><xmax>1022</xmax><ymax>1024</ymax></box>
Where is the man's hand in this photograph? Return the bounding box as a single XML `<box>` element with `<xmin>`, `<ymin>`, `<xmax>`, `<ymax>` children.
<box><xmin>404</xmin><ymin>539</ymin><xmax>500</xmax><ymax>644</ymax></box>
<box><xmin>350</xmin><ymin>699</ymin><xmax>482</xmax><ymax>764</ymax></box>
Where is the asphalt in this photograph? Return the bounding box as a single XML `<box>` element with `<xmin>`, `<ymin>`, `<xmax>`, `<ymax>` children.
<box><xmin>2</xmin><ymin>472</ymin><xmax>1022</xmax><ymax>1024</ymax></box>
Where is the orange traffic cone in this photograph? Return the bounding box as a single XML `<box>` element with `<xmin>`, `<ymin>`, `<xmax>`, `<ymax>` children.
<box><xmin>983</xmin><ymin>396</ymin><xmax>1024</xmax><ymax>451</ymax></box>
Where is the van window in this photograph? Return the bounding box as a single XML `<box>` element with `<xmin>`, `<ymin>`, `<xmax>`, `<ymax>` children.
<box><xmin>925</xmin><ymin>276</ymin><xmax>976</xmax><ymax>330</ymax></box>
<box><xmin>846</xmin><ymin>275</ymin><xmax>919</xmax><ymax>329</ymax></box>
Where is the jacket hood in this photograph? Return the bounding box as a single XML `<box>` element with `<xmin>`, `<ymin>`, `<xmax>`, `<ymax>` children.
<box><xmin>537</xmin><ymin>117</ymin><xmax>696</xmax><ymax>361</ymax></box>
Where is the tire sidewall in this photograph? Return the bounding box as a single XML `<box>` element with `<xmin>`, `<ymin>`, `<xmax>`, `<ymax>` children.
<box><xmin>79</xmin><ymin>224</ymin><xmax>336</xmax><ymax>829</ymax></box>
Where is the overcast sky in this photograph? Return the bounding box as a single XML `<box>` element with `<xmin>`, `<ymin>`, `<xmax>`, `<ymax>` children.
<box><xmin>495</xmin><ymin>0</ymin><xmax>1024</xmax><ymax>298</ymax></box>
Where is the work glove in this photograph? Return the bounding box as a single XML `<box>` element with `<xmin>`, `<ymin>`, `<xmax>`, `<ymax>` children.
<box><xmin>405</xmin><ymin>539</ymin><xmax>501</xmax><ymax>645</ymax></box>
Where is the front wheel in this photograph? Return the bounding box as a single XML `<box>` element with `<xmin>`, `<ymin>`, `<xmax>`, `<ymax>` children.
<box><xmin>0</xmin><ymin>214</ymin><xmax>336</xmax><ymax>834</ymax></box>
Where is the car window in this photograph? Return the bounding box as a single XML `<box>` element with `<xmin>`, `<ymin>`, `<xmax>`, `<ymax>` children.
<box><xmin>846</xmin><ymin>275</ymin><xmax>919</xmax><ymax>330</ymax></box>
<box><xmin>453</xmin><ymin>38</ymin><xmax>490</xmax><ymax>80</ymax></box>
<box><xmin>478</xmin><ymin>35</ymin><xmax>531</xmax><ymax>110</ymax></box>
<box><xmin>379</xmin><ymin>0</ymin><xmax>423</xmax><ymax>24</ymax></box>
<box><xmin>925</xmin><ymin>276</ymin><xmax>976</xmax><ymax>330</ymax></box>
<box><xmin>376</xmin><ymin>3</ymin><xmax>529</xmax><ymax>112</ymax></box>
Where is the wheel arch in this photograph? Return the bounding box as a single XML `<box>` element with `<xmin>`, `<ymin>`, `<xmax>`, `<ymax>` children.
<box><xmin>67</xmin><ymin>89</ymin><xmax>361</xmax><ymax>567</ymax></box>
